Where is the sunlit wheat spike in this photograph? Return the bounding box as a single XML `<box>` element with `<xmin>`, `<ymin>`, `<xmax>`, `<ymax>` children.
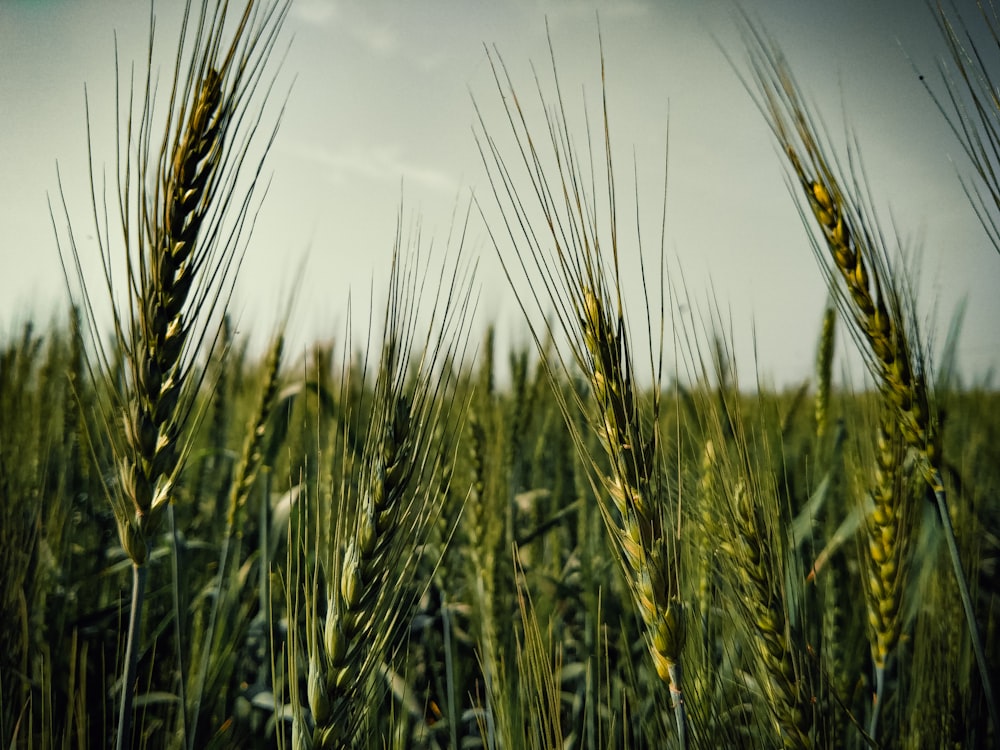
<box><xmin>55</xmin><ymin>0</ymin><xmax>290</xmax><ymax>564</ymax></box>
<box><xmin>726</xmin><ymin>479</ymin><xmax>813</xmax><ymax>749</ymax></box>
<box><xmin>861</xmin><ymin>404</ymin><xmax>914</xmax><ymax>736</ymax></box>
<box><xmin>474</xmin><ymin>31</ymin><xmax>688</xmax><ymax>745</ymax></box>
<box><xmin>739</xmin><ymin>18</ymin><xmax>998</xmax><ymax>739</ymax></box>
<box><xmin>51</xmin><ymin>2</ymin><xmax>289</xmax><ymax>747</ymax></box>
<box><xmin>739</xmin><ymin>27</ymin><xmax>938</xmax><ymax>472</ymax></box>
<box><xmin>289</xmin><ymin>212</ymin><xmax>474</xmax><ymax>749</ymax></box>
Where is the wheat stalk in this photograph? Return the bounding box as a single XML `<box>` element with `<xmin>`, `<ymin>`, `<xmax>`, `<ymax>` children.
<box><xmin>740</xmin><ymin>20</ymin><xmax>998</xmax><ymax>737</ymax></box>
<box><xmin>475</xmin><ymin>30</ymin><xmax>688</xmax><ymax>744</ymax></box>
<box><xmin>724</xmin><ymin>478</ymin><xmax>814</xmax><ymax>749</ymax></box>
<box><xmin>52</xmin><ymin>1</ymin><xmax>288</xmax><ymax>745</ymax></box>
<box><xmin>861</xmin><ymin>403</ymin><xmax>913</xmax><ymax>736</ymax></box>
<box><xmin>288</xmin><ymin>213</ymin><xmax>473</xmax><ymax>749</ymax></box>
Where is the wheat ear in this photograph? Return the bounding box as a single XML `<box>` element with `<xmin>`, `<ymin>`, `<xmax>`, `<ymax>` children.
<box><xmin>862</xmin><ymin>404</ymin><xmax>913</xmax><ymax>737</ymax></box>
<box><xmin>475</xmin><ymin>31</ymin><xmax>688</xmax><ymax>744</ymax></box>
<box><xmin>726</xmin><ymin>478</ymin><xmax>814</xmax><ymax>749</ymax></box>
<box><xmin>814</xmin><ymin>305</ymin><xmax>836</xmax><ymax>443</ymax></box>
<box><xmin>52</xmin><ymin>2</ymin><xmax>288</xmax><ymax>746</ymax></box>
<box><xmin>580</xmin><ymin>288</ymin><xmax>686</xmax><ymax>695</ymax></box>
<box><xmin>740</xmin><ymin>23</ymin><xmax>998</xmax><ymax>736</ymax></box>
<box><xmin>295</xmin><ymin>215</ymin><xmax>473</xmax><ymax>749</ymax></box>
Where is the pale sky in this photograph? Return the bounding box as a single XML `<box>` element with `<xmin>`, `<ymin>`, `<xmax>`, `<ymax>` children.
<box><xmin>1</xmin><ymin>0</ymin><xmax>997</xmax><ymax>388</ymax></box>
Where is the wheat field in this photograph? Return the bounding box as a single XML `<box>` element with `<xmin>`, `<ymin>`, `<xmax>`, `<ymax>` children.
<box><xmin>1</xmin><ymin>1</ymin><xmax>998</xmax><ymax>748</ymax></box>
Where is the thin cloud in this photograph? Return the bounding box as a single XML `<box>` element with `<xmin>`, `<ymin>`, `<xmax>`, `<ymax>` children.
<box><xmin>287</xmin><ymin>142</ymin><xmax>458</xmax><ymax>193</ymax></box>
<box><xmin>527</xmin><ymin>0</ymin><xmax>653</xmax><ymax>21</ymax></box>
<box><xmin>348</xmin><ymin>20</ymin><xmax>399</xmax><ymax>56</ymax></box>
<box><xmin>293</xmin><ymin>0</ymin><xmax>400</xmax><ymax>56</ymax></box>
<box><xmin>415</xmin><ymin>49</ymin><xmax>450</xmax><ymax>73</ymax></box>
<box><xmin>292</xmin><ymin>0</ymin><xmax>338</xmax><ymax>27</ymax></box>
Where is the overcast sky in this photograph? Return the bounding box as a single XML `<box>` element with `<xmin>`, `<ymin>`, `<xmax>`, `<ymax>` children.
<box><xmin>1</xmin><ymin>0</ymin><xmax>997</xmax><ymax>388</ymax></box>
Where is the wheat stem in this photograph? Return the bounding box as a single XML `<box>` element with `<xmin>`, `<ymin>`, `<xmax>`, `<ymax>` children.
<box><xmin>740</xmin><ymin>23</ymin><xmax>998</xmax><ymax>737</ymax></box>
<box><xmin>929</xmin><ymin>470</ymin><xmax>998</xmax><ymax>734</ymax></box>
<box><xmin>115</xmin><ymin>563</ymin><xmax>146</xmax><ymax>750</ymax></box>
<box><xmin>475</xmin><ymin>32</ymin><xmax>689</xmax><ymax>743</ymax></box>
<box><xmin>167</xmin><ymin>504</ymin><xmax>189</xmax><ymax>746</ymax></box>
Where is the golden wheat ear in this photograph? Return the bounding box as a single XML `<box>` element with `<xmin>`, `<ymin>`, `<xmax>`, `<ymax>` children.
<box><xmin>52</xmin><ymin>1</ymin><xmax>289</xmax><ymax>747</ymax></box>
<box><xmin>474</xmin><ymin>29</ymin><xmax>689</xmax><ymax>745</ymax></box>
<box><xmin>286</xmin><ymin>209</ymin><xmax>475</xmax><ymax>748</ymax></box>
<box><xmin>738</xmin><ymin>18</ymin><xmax>999</xmax><ymax>740</ymax></box>
<box><xmin>55</xmin><ymin>0</ymin><xmax>289</xmax><ymax>566</ymax></box>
